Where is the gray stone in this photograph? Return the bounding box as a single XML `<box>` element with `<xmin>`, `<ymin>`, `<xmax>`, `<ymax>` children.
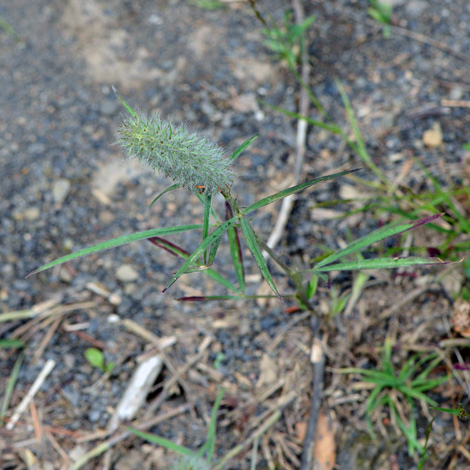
<box><xmin>116</xmin><ymin>264</ymin><xmax>139</xmax><ymax>282</ymax></box>
<box><xmin>24</xmin><ymin>207</ymin><xmax>40</xmax><ymax>221</ymax></box>
<box><xmin>52</xmin><ymin>179</ymin><xmax>71</xmax><ymax>204</ymax></box>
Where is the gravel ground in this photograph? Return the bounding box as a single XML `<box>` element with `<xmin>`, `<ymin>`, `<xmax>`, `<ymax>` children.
<box><xmin>1</xmin><ymin>0</ymin><xmax>470</xmax><ymax>469</ymax></box>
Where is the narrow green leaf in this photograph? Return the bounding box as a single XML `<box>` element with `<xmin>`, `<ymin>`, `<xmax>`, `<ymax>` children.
<box><xmin>240</xmin><ymin>217</ymin><xmax>281</xmax><ymax>300</ymax></box>
<box><xmin>0</xmin><ymin>351</ymin><xmax>25</xmax><ymax>423</ymax></box>
<box><xmin>199</xmin><ymin>388</ymin><xmax>225</xmax><ymax>462</ymax></box>
<box><xmin>113</xmin><ymin>86</ymin><xmax>136</xmax><ymax>117</ymax></box>
<box><xmin>414</xmin><ymin>158</ymin><xmax>470</xmax><ymax>233</ymax></box>
<box><xmin>228</xmin><ymin>135</ymin><xmax>259</xmax><ymax>164</ymax></box>
<box><xmin>0</xmin><ymin>339</ymin><xmax>25</xmax><ymax>349</ymax></box>
<box><xmin>196</xmin><ymin>192</ymin><xmax>219</xmax><ymax>222</ymax></box>
<box><xmin>163</xmin><ymin>218</ymin><xmax>238</xmax><ymax>293</ymax></box>
<box><xmin>128</xmin><ymin>428</ymin><xmax>197</xmax><ymax>457</ymax></box>
<box><xmin>260</xmin><ymin>101</ymin><xmax>342</xmax><ymax>133</ymax></box>
<box><xmin>208</xmin><ymin>235</ymin><xmax>222</xmax><ymax>265</ymax></box>
<box><xmin>417</xmin><ymin>419</ymin><xmax>434</xmax><ymax>470</ymax></box>
<box><xmin>203</xmin><ymin>194</ymin><xmax>212</xmax><ymax>264</ymax></box>
<box><xmin>336</xmin><ymin>80</ymin><xmax>389</xmax><ymax>186</ymax></box>
<box><xmin>27</xmin><ymin>224</ymin><xmax>202</xmax><ymax>278</ymax></box>
<box><xmin>178</xmin><ymin>295</ymin><xmax>244</xmax><ymax>301</ymax></box>
<box><xmin>315</xmin><ymin>256</ymin><xmax>448</xmax><ymax>273</ymax></box>
<box><xmin>315</xmin><ymin>214</ymin><xmax>444</xmax><ymax>269</ymax></box>
<box><xmin>429</xmin><ymin>406</ymin><xmax>461</xmax><ymax>416</ymax></box>
<box><xmin>243</xmin><ymin>169</ymin><xmax>360</xmax><ymax>215</ymax></box>
<box><xmin>149</xmin><ymin>183</ymin><xmax>180</xmax><ymax>209</ymax></box>
<box><xmin>148</xmin><ymin>237</ymin><xmax>239</xmax><ymax>293</ymax></box>
<box><xmin>226</xmin><ymin>203</ymin><xmax>245</xmax><ymax>292</ymax></box>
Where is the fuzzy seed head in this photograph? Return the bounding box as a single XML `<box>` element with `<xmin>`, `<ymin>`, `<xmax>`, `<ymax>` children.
<box><xmin>118</xmin><ymin>112</ymin><xmax>235</xmax><ymax>195</ymax></box>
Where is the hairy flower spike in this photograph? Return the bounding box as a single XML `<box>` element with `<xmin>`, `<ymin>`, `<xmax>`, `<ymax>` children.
<box><xmin>118</xmin><ymin>112</ymin><xmax>235</xmax><ymax>196</ymax></box>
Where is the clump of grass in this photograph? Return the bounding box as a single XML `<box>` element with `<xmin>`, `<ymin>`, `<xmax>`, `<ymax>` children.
<box><xmin>338</xmin><ymin>338</ymin><xmax>447</xmax><ymax>456</ymax></box>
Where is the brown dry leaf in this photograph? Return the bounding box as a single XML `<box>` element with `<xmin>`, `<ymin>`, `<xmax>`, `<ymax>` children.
<box><xmin>296</xmin><ymin>420</ymin><xmax>307</xmax><ymax>442</ymax></box>
<box><xmin>313</xmin><ymin>409</ymin><xmax>336</xmax><ymax>470</ymax></box>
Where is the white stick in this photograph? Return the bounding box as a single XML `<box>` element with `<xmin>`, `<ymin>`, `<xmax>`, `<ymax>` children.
<box><xmin>6</xmin><ymin>359</ymin><xmax>56</xmax><ymax>430</ymax></box>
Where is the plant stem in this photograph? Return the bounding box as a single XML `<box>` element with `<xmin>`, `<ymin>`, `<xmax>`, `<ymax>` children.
<box><xmin>300</xmin><ymin>316</ymin><xmax>325</xmax><ymax>470</ymax></box>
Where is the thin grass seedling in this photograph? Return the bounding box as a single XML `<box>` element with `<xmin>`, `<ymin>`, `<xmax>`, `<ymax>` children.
<box><xmin>338</xmin><ymin>338</ymin><xmax>447</xmax><ymax>456</ymax></box>
<box><xmin>129</xmin><ymin>388</ymin><xmax>225</xmax><ymax>469</ymax></box>
<box><xmin>367</xmin><ymin>0</ymin><xmax>393</xmax><ymax>37</ymax></box>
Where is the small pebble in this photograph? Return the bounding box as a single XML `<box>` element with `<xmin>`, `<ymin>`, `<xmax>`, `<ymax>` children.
<box><xmin>24</xmin><ymin>207</ymin><xmax>40</xmax><ymax>221</ymax></box>
<box><xmin>116</xmin><ymin>264</ymin><xmax>139</xmax><ymax>282</ymax></box>
<box><xmin>423</xmin><ymin>123</ymin><xmax>443</xmax><ymax>147</ymax></box>
<box><xmin>52</xmin><ymin>179</ymin><xmax>71</xmax><ymax>204</ymax></box>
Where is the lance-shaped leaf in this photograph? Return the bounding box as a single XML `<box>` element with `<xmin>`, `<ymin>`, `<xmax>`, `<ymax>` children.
<box><xmin>149</xmin><ymin>183</ymin><xmax>180</xmax><ymax>209</ymax></box>
<box><xmin>240</xmin><ymin>217</ymin><xmax>281</xmax><ymax>300</ymax></box>
<box><xmin>148</xmin><ymin>237</ymin><xmax>240</xmax><ymax>293</ymax></box>
<box><xmin>27</xmin><ymin>224</ymin><xmax>202</xmax><ymax>278</ymax></box>
<box><xmin>226</xmin><ymin>203</ymin><xmax>245</xmax><ymax>292</ymax></box>
<box><xmin>228</xmin><ymin>135</ymin><xmax>259</xmax><ymax>164</ymax></box>
<box><xmin>314</xmin><ymin>256</ymin><xmax>449</xmax><ymax>273</ymax></box>
<box><xmin>128</xmin><ymin>428</ymin><xmax>198</xmax><ymax>458</ymax></box>
<box><xmin>315</xmin><ymin>214</ymin><xmax>444</xmax><ymax>269</ymax></box>
<box><xmin>113</xmin><ymin>86</ymin><xmax>136</xmax><ymax>117</ymax></box>
<box><xmin>178</xmin><ymin>295</ymin><xmax>244</xmax><ymax>301</ymax></box>
<box><xmin>243</xmin><ymin>169</ymin><xmax>360</xmax><ymax>215</ymax></box>
<box><xmin>203</xmin><ymin>194</ymin><xmax>212</xmax><ymax>264</ymax></box>
<box><xmin>260</xmin><ymin>100</ymin><xmax>341</xmax><ymax>133</ymax></box>
<box><xmin>163</xmin><ymin>217</ymin><xmax>238</xmax><ymax>293</ymax></box>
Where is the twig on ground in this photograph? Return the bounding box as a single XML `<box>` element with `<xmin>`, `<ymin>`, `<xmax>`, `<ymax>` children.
<box><xmin>107</xmin><ymin>355</ymin><xmax>163</xmax><ymax>432</ymax></box>
<box><xmin>144</xmin><ymin>335</ymin><xmax>212</xmax><ymax>418</ymax></box>
<box><xmin>263</xmin><ymin>0</ymin><xmax>310</xmax><ymax>258</ymax></box>
<box><xmin>213</xmin><ymin>410</ymin><xmax>282</xmax><ymax>470</ymax></box>
<box><xmin>300</xmin><ymin>317</ymin><xmax>325</xmax><ymax>470</ymax></box>
<box><xmin>70</xmin><ymin>404</ymin><xmax>191</xmax><ymax>470</ymax></box>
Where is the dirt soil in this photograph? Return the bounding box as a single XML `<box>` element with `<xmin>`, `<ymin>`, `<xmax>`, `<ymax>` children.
<box><xmin>1</xmin><ymin>0</ymin><xmax>470</xmax><ymax>469</ymax></box>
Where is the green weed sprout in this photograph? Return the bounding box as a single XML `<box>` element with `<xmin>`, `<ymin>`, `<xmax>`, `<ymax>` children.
<box><xmin>368</xmin><ymin>0</ymin><xmax>392</xmax><ymax>37</ymax></box>
<box><xmin>28</xmin><ymin>90</ymin><xmax>448</xmax><ymax>304</ymax></box>
<box><xmin>85</xmin><ymin>348</ymin><xmax>115</xmax><ymax>374</ymax></box>
<box><xmin>129</xmin><ymin>388</ymin><xmax>225</xmax><ymax>470</ymax></box>
<box><xmin>261</xmin><ymin>9</ymin><xmax>315</xmax><ymax>69</ymax></box>
<box><xmin>339</xmin><ymin>338</ymin><xmax>447</xmax><ymax>456</ymax></box>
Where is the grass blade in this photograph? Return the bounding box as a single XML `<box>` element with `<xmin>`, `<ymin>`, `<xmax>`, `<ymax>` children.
<box><xmin>314</xmin><ymin>256</ymin><xmax>448</xmax><ymax>273</ymax></box>
<box><xmin>198</xmin><ymin>388</ymin><xmax>225</xmax><ymax>461</ymax></box>
<box><xmin>0</xmin><ymin>351</ymin><xmax>25</xmax><ymax>424</ymax></box>
<box><xmin>113</xmin><ymin>86</ymin><xmax>136</xmax><ymax>117</ymax></box>
<box><xmin>203</xmin><ymin>194</ymin><xmax>212</xmax><ymax>264</ymax></box>
<box><xmin>336</xmin><ymin>80</ymin><xmax>389</xmax><ymax>186</ymax></box>
<box><xmin>414</xmin><ymin>158</ymin><xmax>470</xmax><ymax>233</ymax></box>
<box><xmin>315</xmin><ymin>214</ymin><xmax>444</xmax><ymax>269</ymax></box>
<box><xmin>196</xmin><ymin>193</ymin><xmax>219</xmax><ymax>222</ymax></box>
<box><xmin>128</xmin><ymin>428</ymin><xmax>197</xmax><ymax>457</ymax></box>
<box><xmin>148</xmin><ymin>237</ymin><xmax>240</xmax><ymax>293</ymax></box>
<box><xmin>226</xmin><ymin>203</ymin><xmax>245</xmax><ymax>292</ymax></box>
<box><xmin>149</xmin><ymin>183</ymin><xmax>180</xmax><ymax>209</ymax></box>
<box><xmin>163</xmin><ymin>217</ymin><xmax>238</xmax><ymax>293</ymax></box>
<box><xmin>178</xmin><ymin>295</ymin><xmax>244</xmax><ymax>301</ymax></box>
<box><xmin>243</xmin><ymin>169</ymin><xmax>360</xmax><ymax>215</ymax></box>
<box><xmin>260</xmin><ymin>100</ymin><xmax>342</xmax><ymax>133</ymax></box>
<box><xmin>228</xmin><ymin>135</ymin><xmax>258</xmax><ymax>164</ymax></box>
<box><xmin>240</xmin><ymin>217</ymin><xmax>280</xmax><ymax>300</ymax></box>
<box><xmin>27</xmin><ymin>224</ymin><xmax>202</xmax><ymax>278</ymax></box>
